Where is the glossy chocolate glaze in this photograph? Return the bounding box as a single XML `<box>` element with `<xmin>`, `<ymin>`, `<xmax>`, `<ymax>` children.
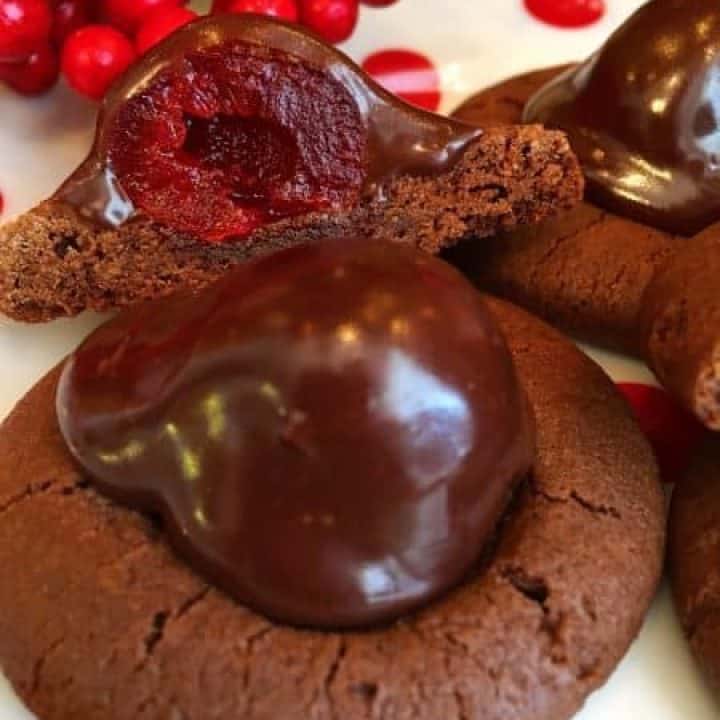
<box><xmin>524</xmin><ymin>0</ymin><xmax>720</xmax><ymax>236</ymax></box>
<box><xmin>57</xmin><ymin>240</ymin><xmax>534</xmax><ymax>629</ymax></box>
<box><xmin>56</xmin><ymin>15</ymin><xmax>481</xmax><ymax>229</ymax></box>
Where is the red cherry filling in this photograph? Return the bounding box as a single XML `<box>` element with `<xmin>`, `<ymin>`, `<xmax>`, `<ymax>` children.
<box><xmin>107</xmin><ymin>42</ymin><xmax>368</xmax><ymax>242</ymax></box>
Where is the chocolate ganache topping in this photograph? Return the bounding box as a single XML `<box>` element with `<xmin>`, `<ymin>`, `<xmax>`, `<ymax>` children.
<box><xmin>57</xmin><ymin>240</ymin><xmax>535</xmax><ymax>629</ymax></box>
<box><xmin>56</xmin><ymin>14</ymin><xmax>481</xmax><ymax>240</ymax></box>
<box><xmin>524</xmin><ymin>0</ymin><xmax>720</xmax><ymax>236</ymax></box>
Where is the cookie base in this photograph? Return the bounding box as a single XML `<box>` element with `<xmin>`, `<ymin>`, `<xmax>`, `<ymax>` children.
<box><xmin>0</xmin><ymin>298</ymin><xmax>664</xmax><ymax>720</ymax></box>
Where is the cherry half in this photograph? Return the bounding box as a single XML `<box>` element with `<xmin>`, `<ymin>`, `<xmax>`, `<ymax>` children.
<box><xmin>107</xmin><ymin>38</ymin><xmax>367</xmax><ymax>242</ymax></box>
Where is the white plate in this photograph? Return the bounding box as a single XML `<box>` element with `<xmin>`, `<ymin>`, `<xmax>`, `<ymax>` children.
<box><xmin>0</xmin><ymin>1</ymin><xmax>716</xmax><ymax>717</ymax></box>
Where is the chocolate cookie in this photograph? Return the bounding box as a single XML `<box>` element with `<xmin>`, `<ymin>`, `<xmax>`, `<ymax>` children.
<box><xmin>670</xmin><ymin>434</ymin><xmax>720</xmax><ymax>690</ymax></box>
<box><xmin>448</xmin><ymin>66</ymin><xmax>678</xmax><ymax>355</ymax></box>
<box><xmin>0</xmin><ymin>298</ymin><xmax>664</xmax><ymax>720</ymax></box>
<box><xmin>448</xmin><ymin>68</ymin><xmax>720</xmax><ymax>430</ymax></box>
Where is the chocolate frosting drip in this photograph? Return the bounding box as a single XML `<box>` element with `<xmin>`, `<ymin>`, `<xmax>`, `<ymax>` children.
<box><xmin>57</xmin><ymin>240</ymin><xmax>534</xmax><ymax>630</ymax></box>
<box><xmin>524</xmin><ymin>0</ymin><xmax>720</xmax><ymax>236</ymax></box>
<box><xmin>56</xmin><ymin>15</ymin><xmax>481</xmax><ymax>229</ymax></box>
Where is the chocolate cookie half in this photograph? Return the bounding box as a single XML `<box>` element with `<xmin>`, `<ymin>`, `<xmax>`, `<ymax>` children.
<box><xmin>0</xmin><ymin>298</ymin><xmax>664</xmax><ymax>720</ymax></box>
<box><xmin>0</xmin><ymin>15</ymin><xmax>582</xmax><ymax>324</ymax></box>
<box><xmin>670</xmin><ymin>435</ymin><xmax>720</xmax><ymax>690</ymax></box>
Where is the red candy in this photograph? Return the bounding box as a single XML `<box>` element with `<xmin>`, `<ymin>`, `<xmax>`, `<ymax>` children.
<box><xmin>362</xmin><ymin>48</ymin><xmax>440</xmax><ymax>111</ymax></box>
<box><xmin>52</xmin><ymin>0</ymin><xmax>94</xmax><ymax>47</ymax></box>
<box><xmin>101</xmin><ymin>0</ymin><xmax>182</xmax><ymax>34</ymax></box>
<box><xmin>226</xmin><ymin>0</ymin><xmax>299</xmax><ymax>21</ymax></box>
<box><xmin>61</xmin><ymin>25</ymin><xmax>136</xmax><ymax>100</ymax></box>
<box><xmin>107</xmin><ymin>41</ymin><xmax>367</xmax><ymax>242</ymax></box>
<box><xmin>618</xmin><ymin>383</ymin><xmax>705</xmax><ymax>484</ymax></box>
<box><xmin>299</xmin><ymin>0</ymin><xmax>358</xmax><ymax>44</ymax></box>
<box><xmin>0</xmin><ymin>0</ymin><xmax>53</xmax><ymax>60</ymax></box>
<box><xmin>525</xmin><ymin>0</ymin><xmax>605</xmax><ymax>28</ymax></box>
<box><xmin>135</xmin><ymin>6</ymin><xmax>197</xmax><ymax>54</ymax></box>
<box><xmin>1</xmin><ymin>0</ymin><xmax>401</xmax><ymax>102</ymax></box>
<box><xmin>0</xmin><ymin>41</ymin><xmax>58</xmax><ymax>94</ymax></box>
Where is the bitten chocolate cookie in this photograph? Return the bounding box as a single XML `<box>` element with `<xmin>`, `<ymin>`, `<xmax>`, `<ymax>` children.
<box><xmin>670</xmin><ymin>435</ymin><xmax>720</xmax><ymax>690</ymax></box>
<box><xmin>0</xmin><ymin>298</ymin><xmax>664</xmax><ymax>720</ymax></box>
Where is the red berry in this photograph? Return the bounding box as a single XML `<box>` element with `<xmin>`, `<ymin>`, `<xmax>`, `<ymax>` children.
<box><xmin>135</xmin><ymin>6</ymin><xmax>197</xmax><ymax>54</ymax></box>
<box><xmin>0</xmin><ymin>0</ymin><xmax>53</xmax><ymax>61</ymax></box>
<box><xmin>102</xmin><ymin>0</ymin><xmax>182</xmax><ymax>34</ymax></box>
<box><xmin>362</xmin><ymin>48</ymin><xmax>441</xmax><ymax>111</ymax></box>
<box><xmin>617</xmin><ymin>383</ymin><xmax>705</xmax><ymax>484</ymax></box>
<box><xmin>226</xmin><ymin>0</ymin><xmax>299</xmax><ymax>22</ymax></box>
<box><xmin>524</xmin><ymin>0</ymin><xmax>605</xmax><ymax>29</ymax></box>
<box><xmin>52</xmin><ymin>0</ymin><xmax>95</xmax><ymax>48</ymax></box>
<box><xmin>0</xmin><ymin>42</ymin><xmax>59</xmax><ymax>94</ymax></box>
<box><xmin>299</xmin><ymin>0</ymin><xmax>358</xmax><ymax>44</ymax></box>
<box><xmin>61</xmin><ymin>25</ymin><xmax>136</xmax><ymax>100</ymax></box>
